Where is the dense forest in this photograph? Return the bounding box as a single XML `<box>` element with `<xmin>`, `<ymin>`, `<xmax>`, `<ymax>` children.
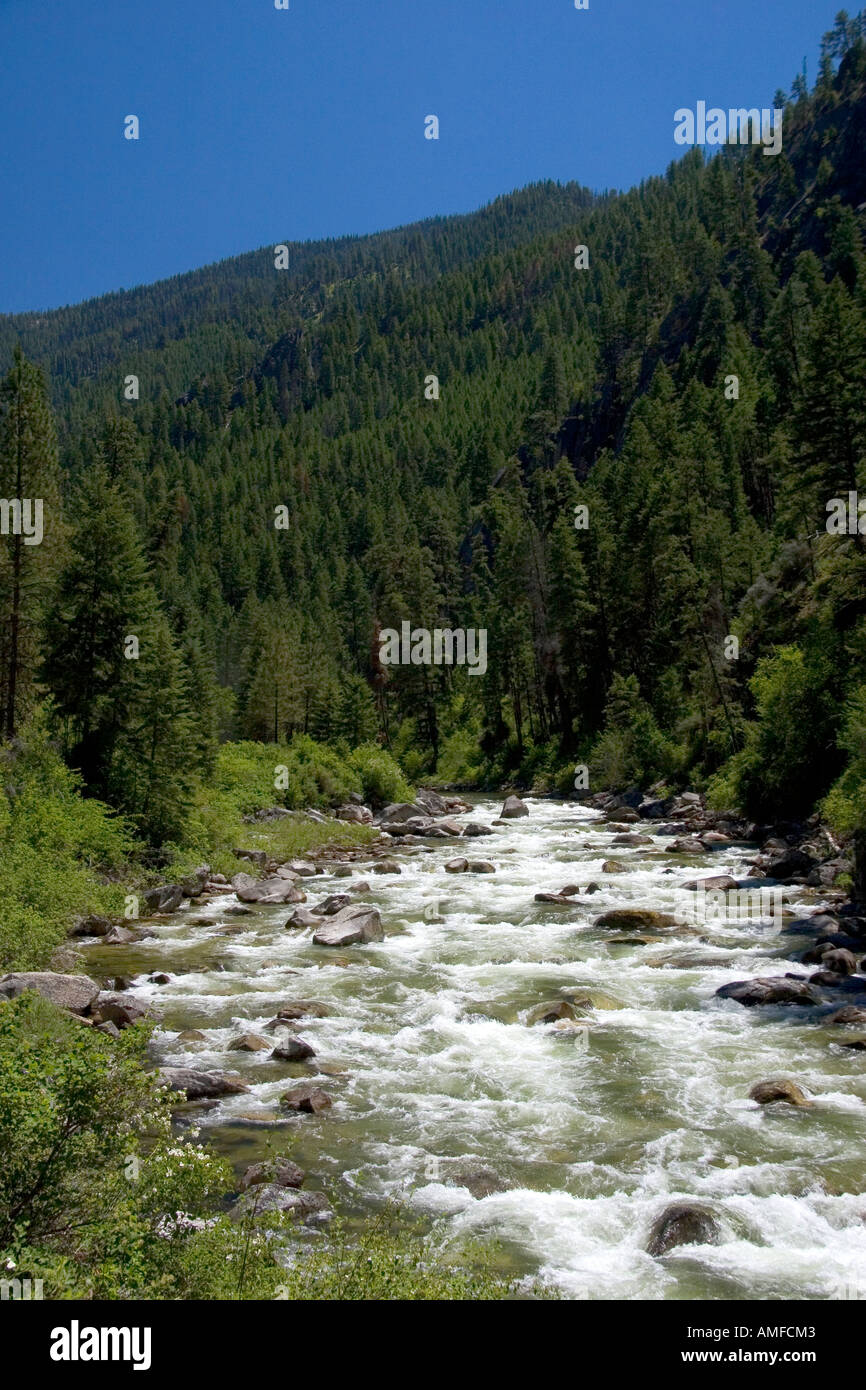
<box><xmin>2</xmin><ymin>11</ymin><xmax>866</xmax><ymax>865</ymax></box>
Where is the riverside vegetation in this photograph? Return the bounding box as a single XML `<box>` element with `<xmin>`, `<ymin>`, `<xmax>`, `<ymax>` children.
<box><xmin>3</xmin><ymin>13</ymin><xmax>866</xmax><ymax>1299</ymax></box>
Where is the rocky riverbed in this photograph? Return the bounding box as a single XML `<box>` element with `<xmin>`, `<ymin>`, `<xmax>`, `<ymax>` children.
<box><xmin>12</xmin><ymin>792</ymin><xmax>866</xmax><ymax>1299</ymax></box>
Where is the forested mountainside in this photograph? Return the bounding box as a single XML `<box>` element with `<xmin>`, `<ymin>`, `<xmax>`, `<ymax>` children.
<box><xmin>3</xmin><ymin>14</ymin><xmax>866</xmax><ymax>859</ymax></box>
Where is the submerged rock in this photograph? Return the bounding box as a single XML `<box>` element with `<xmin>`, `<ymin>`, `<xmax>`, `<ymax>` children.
<box><xmin>280</xmin><ymin>1084</ymin><xmax>333</xmax><ymax>1113</ymax></box>
<box><xmin>646</xmin><ymin>1203</ymin><xmax>720</xmax><ymax>1256</ymax></box>
<box><xmin>526</xmin><ymin>1000</ymin><xmax>576</xmax><ymax>1026</ymax></box>
<box><xmin>228</xmin><ymin>1033</ymin><xmax>271</xmax><ymax>1052</ymax></box>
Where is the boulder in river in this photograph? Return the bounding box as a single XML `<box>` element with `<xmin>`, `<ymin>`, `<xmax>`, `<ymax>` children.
<box><xmin>461</xmin><ymin>822</ymin><xmax>494</xmax><ymax>837</ymax></box>
<box><xmin>142</xmin><ymin>883</ymin><xmax>185</xmax><ymax>915</ymax></box>
<box><xmin>0</xmin><ymin>971</ymin><xmax>100</xmax><ymax>1016</ymax></box>
<box><xmin>280</xmin><ymin>1084</ymin><xmax>333</xmax><ymax>1113</ymax></box>
<box><xmin>103</xmin><ymin>925</ymin><xmax>144</xmax><ymax>945</ymax></box>
<box><xmin>284</xmin><ymin>906</ymin><xmax>323</xmax><ymax>930</ymax></box>
<box><xmin>371</xmin><ymin>860</ymin><xmax>401</xmax><ymax>874</ymax></box>
<box><xmin>611</xmin><ymin>833</ymin><xmax>651</xmax><ymax>847</ymax></box>
<box><xmin>239</xmin><ymin>1157</ymin><xmax>305</xmax><ymax>1191</ymax></box>
<box><xmin>313</xmin><ymin>903</ymin><xmax>383</xmax><ymax>947</ymax></box>
<box><xmin>594</xmin><ymin>909</ymin><xmax>681</xmax><ymax>933</ymax></box>
<box><xmin>601</xmin><ymin>860</ymin><xmax>628</xmax><ymax>874</ymax></box>
<box><xmin>824</xmin><ymin>949</ymin><xmax>860</xmax><ymax>976</ymax></box>
<box><xmin>90</xmin><ymin>991</ymin><xmax>155</xmax><ymax>1029</ymax></box>
<box><xmin>827</xmin><ymin>1005</ymin><xmax>866</xmax><ymax>1026</ymax></box>
<box><xmin>445</xmin><ymin>1165</ymin><xmax>509</xmax><ymax>1198</ymax></box>
<box><xmin>469</xmin><ymin>861</ymin><xmax>496</xmax><ymax>874</ymax></box>
<box><xmin>274</xmin><ymin>1000</ymin><xmax>330</xmax><ymax>1020</ymax></box>
<box><xmin>681</xmin><ymin>875</ymin><xmax>739</xmax><ymax>892</ymax></box>
<box><xmin>315</xmin><ymin>893</ymin><xmax>352</xmax><ymax>916</ymax></box>
<box><xmin>158</xmin><ymin>1068</ymin><xmax>250</xmax><ymax>1100</ymax></box>
<box><xmin>232</xmin><ymin>873</ymin><xmax>306</xmax><ymax>904</ymax></box>
<box><xmin>715</xmin><ymin>976</ymin><xmax>821</xmax><ymax>1007</ymax></box>
<box><xmin>228</xmin><ymin>1032</ymin><xmax>271</xmax><ymax>1052</ymax></box>
<box><xmin>286</xmin><ymin>860</ymin><xmax>318</xmax><ymax>877</ymax></box>
<box><xmin>526</xmin><ymin>1000</ymin><xmax>576</xmax><ymax>1026</ymax></box>
<box><xmin>765</xmin><ymin>848</ymin><xmax>815</xmax><ymax>881</ymax></box>
<box><xmin>445</xmin><ymin>858</ymin><xmax>469</xmax><ymax>873</ymax></box>
<box><xmin>231</xmin><ymin>1184</ymin><xmax>332</xmax><ymax>1224</ymax></box>
<box><xmin>69</xmin><ymin>914</ymin><xmax>114</xmax><ymax>938</ymax></box>
<box><xmin>749</xmin><ymin>1078</ymin><xmax>813</xmax><ymax>1107</ymax></box>
<box><xmin>271</xmin><ymin>1036</ymin><xmax>316</xmax><ymax>1061</ymax></box>
<box><xmin>500</xmin><ymin>795</ymin><xmax>529</xmax><ymax>819</ymax></box>
<box><xmin>534</xmin><ymin>891</ymin><xmax>574</xmax><ymax>904</ymax></box>
<box><xmin>669</xmin><ymin>838</ymin><xmax>705</xmax><ymax>854</ymax></box>
<box><xmin>646</xmin><ymin>1203</ymin><xmax>720</xmax><ymax>1256</ymax></box>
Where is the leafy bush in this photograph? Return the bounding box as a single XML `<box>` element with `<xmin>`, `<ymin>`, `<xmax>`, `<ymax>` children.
<box><xmin>0</xmin><ymin>720</ymin><xmax>134</xmax><ymax>970</ymax></box>
<box><xmin>348</xmin><ymin>743</ymin><xmax>413</xmax><ymax>806</ymax></box>
<box><xmin>0</xmin><ymin>995</ymin><xmax>525</xmax><ymax>1301</ymax></box>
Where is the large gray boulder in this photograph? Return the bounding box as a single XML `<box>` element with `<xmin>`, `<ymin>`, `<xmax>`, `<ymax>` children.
<box><xmin>336</xmin><ymin>804</ymin><xmax>373</xmax><ymax>824</ymax></box>
<box><xmin>90</xmin><ymin>991</ymin><xmax>156</xmax><ymax>1029</ymax></box>
<box><xmin>158</xmin><ymin>1068</ymin><xmax>250</xmax><ymax>1100</ymax></box>
<box><xmin>765</xmin><ymin>848</ymin><xmax>815</xmax><ymax>881</ymax></box>
<box><xmin>380</xmin><ymin>802</ymin><xmax>424</xmax><ymax>824</ymax></box>
<box><xmin>414</xmin><ymin>788</ymin><xmax>449</xmax><ymax>816</ymax></box>
<box><xmin>0</xmin><ymin>971</ymin><xmax>100</xmax><ymax>1016</ymax></box>
<box><xmin>231</xmin><ymin>1184</ymin><xmax>331</xmax><ymax>1224</ymax></box>
<box><xmin>716</xmin><ymin>976</ymin><xmax>822</xmax><ymax>1007</ymax></box>
<box><xmin>142</xmin><ymin>884</ymin><xmax>185</xmax><ymax>914</ymax></box>
<box><xmin>232</xmin><ymin>873</ymin><xmax>306</xmax><ymax>904</ymax></box>
<box><xmin>313</xmin><ymin>904</ymin><xmax>383</xmax><ymax>947</ymax></box>
<box><xmin>239</xmin><ymin>1157</ymin><xmax>305</xmax><ymax>1191</ymax></box>
<box><xmin>499</xmin><ymin>795</ymin><xmax>529</xmax><ymax>819</ymax></box>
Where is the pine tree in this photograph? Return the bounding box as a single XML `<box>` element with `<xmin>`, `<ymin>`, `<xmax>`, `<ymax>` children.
<box><xmin>0</xmin><ymin>349</ymin><xmax>63</xmax><ymax>736</ymax></box>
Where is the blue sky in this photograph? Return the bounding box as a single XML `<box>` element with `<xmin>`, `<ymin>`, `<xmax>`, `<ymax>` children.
<box><xmin>0</xmin><ymin>0</ymin><xmax>844</xmax><ymax>312</ymax></box>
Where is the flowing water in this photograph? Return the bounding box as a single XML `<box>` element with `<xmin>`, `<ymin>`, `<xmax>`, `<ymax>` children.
<box><xmin>83</xmin><ymin>798</ymin><xmax>866</xmax><ymax>1300</ymax></box>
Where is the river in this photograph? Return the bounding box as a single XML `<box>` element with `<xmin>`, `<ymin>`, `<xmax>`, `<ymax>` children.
<box><xmin>83</xmin><ymin>796</ymin><xmax>866</xmax><ymax>1300</ymax></box>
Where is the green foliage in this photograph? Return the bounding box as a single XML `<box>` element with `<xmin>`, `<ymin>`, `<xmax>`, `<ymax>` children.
<box><xmin>0</xmin><ymin>994</ymin><xmax>523</xmax><ymax>1301</ymax></box>
<box><xmin>589</xmin><ymin>675</ymin><xmax>680</xmax><ymax>791</ymax></box>
<box><xmin>0</xmin><ymin>717</ymin><xmax>133</xmax><ymax>970</ymax></box>
<box><xmin>347</xmin><ymin>742</ymin><xmax>413</xmax><ymax>806</ymax></box>
<box><xmin>723</xmin><ymin>646</ymin><xmax>839</xmax><ymax>820</ymax></box>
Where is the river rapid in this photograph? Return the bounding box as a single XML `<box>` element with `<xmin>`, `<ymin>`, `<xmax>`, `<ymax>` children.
<box><xmin>83</xmin><ymin>797</ymin><xmax>866</xmax><ymax>1300</ymax></box>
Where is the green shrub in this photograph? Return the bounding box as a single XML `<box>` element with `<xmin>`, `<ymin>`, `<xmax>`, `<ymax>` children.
<box><xmin>0</xmin><ymin>721</ymin><xmax>134</xmax><ymax>969</ymax></box>
<box><xmin>348</xmin><ymin>743</ymin><xmax>413</xmax><ymax>806</ymax></box>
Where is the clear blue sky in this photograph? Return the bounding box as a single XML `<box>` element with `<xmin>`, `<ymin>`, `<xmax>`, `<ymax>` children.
<box><xmin>0</xmin><ymin>0</ymin><xmax>844</xmax><ymax>313</ymax></box>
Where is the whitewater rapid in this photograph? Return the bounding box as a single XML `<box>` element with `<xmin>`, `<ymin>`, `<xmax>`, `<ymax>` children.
<box><xmin>86</xmin><ymin>798</ymin><xmax>866</xmax><ymax>1299</ymax></box>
